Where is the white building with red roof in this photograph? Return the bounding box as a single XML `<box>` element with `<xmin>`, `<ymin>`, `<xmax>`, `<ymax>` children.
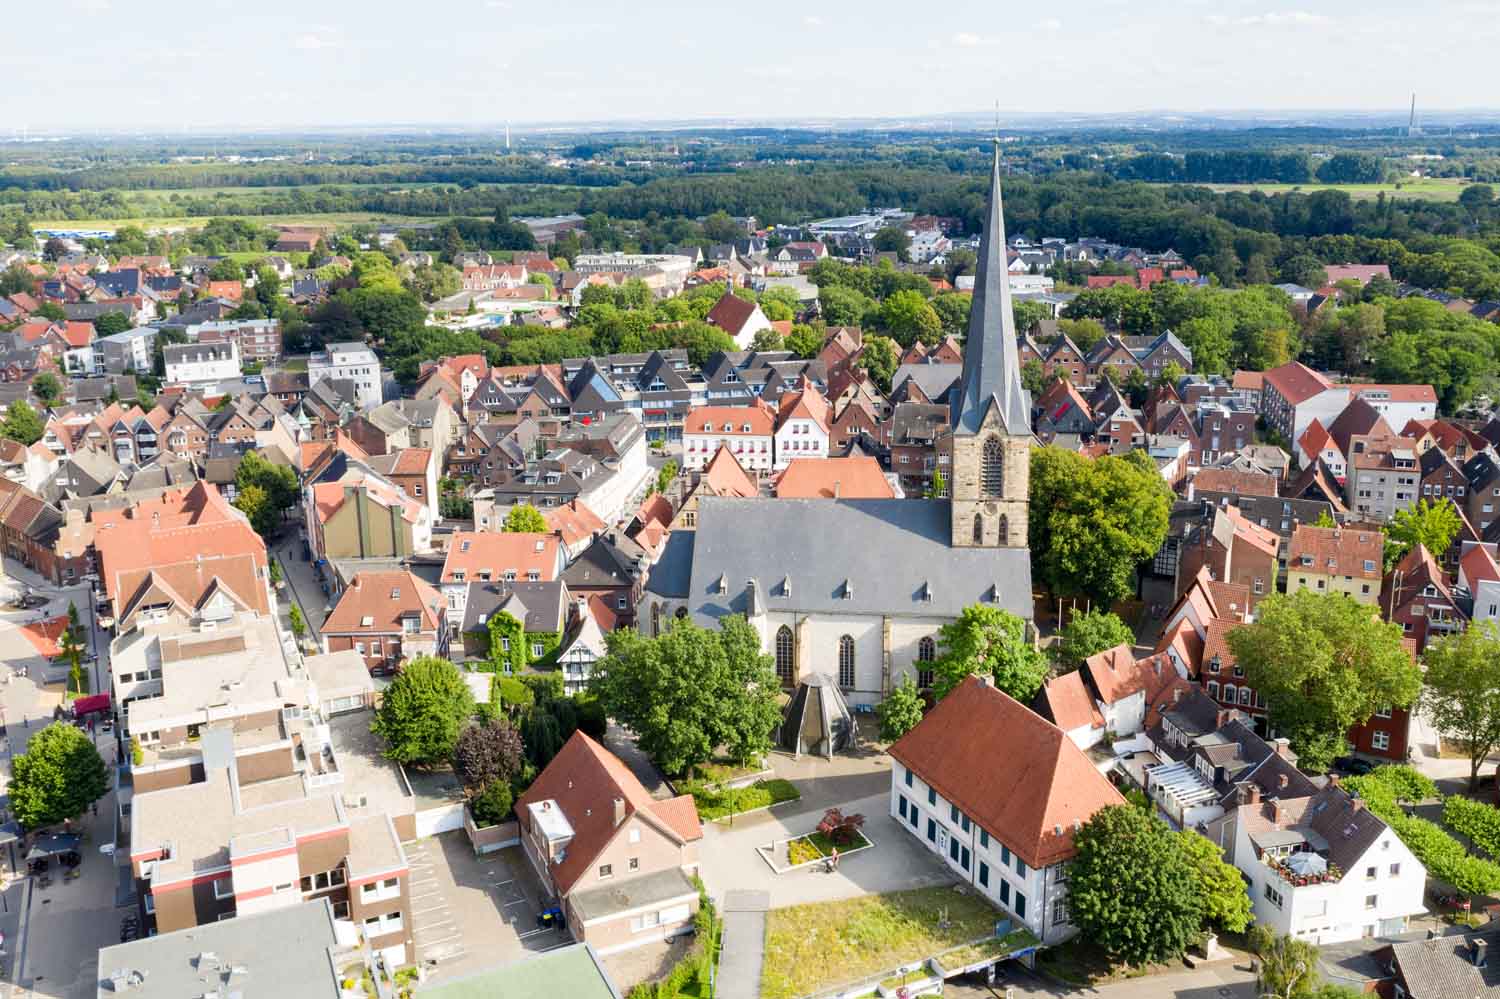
<box><xmin>772</xmin><ymin>385</ymin><xmax>831</xmax><ymax>471</ymax></box>
<box><xmin>891</xmin><ymin>675</ymin><xmax>1126</xmax><ymax>944</ymax></box>
<box><xmin>682</xmin><ymin>401</ymin><xmax>775</xmax><ymax>473</ymax></box>
<box><xmin>1261</xmin><ymin>361</ymin><xmax>1436</xmax><ymax>449</ymax></box>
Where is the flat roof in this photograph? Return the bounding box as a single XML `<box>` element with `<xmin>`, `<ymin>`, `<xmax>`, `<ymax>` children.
<box><xmin>415</xmin><ymin>943</ymin><xmax>620</xmax><ymax>999</ymax></box>
<box><xmin>96</xmin><ymin>898</ymin><xmax>342</xmax><ymax>999</ymax></box>
<box><xmin>569</xmin><ymin>867</ymin><xmax>698</xmax><ymax>924</ymax></box>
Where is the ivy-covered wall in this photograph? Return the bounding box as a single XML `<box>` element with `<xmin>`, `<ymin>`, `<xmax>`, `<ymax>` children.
<box><xmin>480</xmin><ymin>613</ymin><xmax>562</xmax><ymax>673</ymax></box>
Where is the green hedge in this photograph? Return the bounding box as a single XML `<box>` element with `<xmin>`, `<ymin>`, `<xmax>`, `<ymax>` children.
<box><xmin>1444</xmin><ymin>796</ymin><xmax>1500</xmax><ymax>859</ymax></box>
<box><xmin>1345</xmin><ymin>768</ymin><xmax>1500</xmax><ymax>895</ymax></box>
<box><xmin>684</xmin><ymin>778</ymin><xmax>801</xmax><ymax>821</ymax></box>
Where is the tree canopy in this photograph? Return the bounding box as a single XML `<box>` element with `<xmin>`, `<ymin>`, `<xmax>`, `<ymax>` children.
<box><xmin>1029</xmin><ymin>447</ymin><xmax>1172</xmax><ymax>605</ymax></box>
<box><xmin>1422</xmin><ymin>623</ymin><xmax>1500</xmax><ymax>791</ymax></box>
<box><xmin>930</xmin><ymin>605</ymin><xmax>1047</xmax><ymax>703</ymax></box>
<box><xmin>1227</xmin><ymin>590</ymin><xmax>1421</xmax><ymax>771</ymax></box>
<box><xmin>1385</xmin><ymin>498</ymin><xmax>1461</xmax><ymax>570</ymax></box>
<box><xmin>1056</xmin><ymin>609</ymin><xmax>1136</xmax><ymax>670</ymax></box>
<box><xmin>502</xmin><ymin>503</ymin><xmax>548</xmax><ymax>533</ymax></box>
<box><xmin>1</xmin><ymin>400</ymin><xmax>44</xmax><ymax>445</ymax></box>
<box><xmin>372</xmin><ymin>656</ymin><xmax>476</xmax><ymax>764</ymax></box>
<box><xmin>1068</xmin><ymin>805</ymin><xmax>1206</xmax><ymax>965</ymax></box>
<box><xmin>589</xmin><ymin>615</ymin><xmax>781</xmax><ymax>775</ymax></box>
<box><xmin>11</xmin><ymin>722</ymin><xmax>110</xmax><ymax>829</ymax></box>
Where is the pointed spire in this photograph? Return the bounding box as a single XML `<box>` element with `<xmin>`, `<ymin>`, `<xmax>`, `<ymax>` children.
<box><xmin>952</xmin><ymin>139</ymin><xmax>1030</xmax><ymax>435</ymax></box>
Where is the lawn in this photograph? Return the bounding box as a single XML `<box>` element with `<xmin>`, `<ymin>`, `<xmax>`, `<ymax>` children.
<box><xmin>760</xmin><ymin>886</ymin><xmax>1006</xmax><ymax>999</ymax></box>
<box><xmin>1199</xmin><ymin>177</ymin><xmax>1465</xmax><ymax>202</ymax></box>
<box><xmin>685</xmin><ymin>778</ymin><xmax>799</xmax><ymax>822</ymax></box>
<box><xmin>784</xmin><ymin>829</ymin><xmax>872</xmax><ymax>867</ymax></box>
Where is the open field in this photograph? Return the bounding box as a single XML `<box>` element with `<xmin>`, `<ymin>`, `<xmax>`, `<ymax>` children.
<box><xmin>29</xmin><ymin>211</ymin><xmax>410</xmax><ymax>233</ymax></box>
<box><xmin>1200</xmin><ymin>177</ymin><xmax>1466</xmax><ymax>201</ymax></box>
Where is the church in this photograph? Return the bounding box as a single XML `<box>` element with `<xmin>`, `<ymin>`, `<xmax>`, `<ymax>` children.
<box><xmin>640</xmin><ymin>142</ymin><xmax>1034</xmax><ymax>706</ymax></box>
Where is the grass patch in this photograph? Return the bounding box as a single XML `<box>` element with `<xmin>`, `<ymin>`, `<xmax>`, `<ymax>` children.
<box><xmin>879</xmin><ymin>967</ymin><xmax>932</xmax><ymax>989</ymax></box>
<box><xmin>693</xmin><ymin>758</ymin><xmax>767</xmax><ymax>784</ymax></box>
<box><xmin>1198</xmin><ymin>178</ymin><xmax>1464</xmax><ymax>202</ymax></box>
<box><xmin>783</xmin><ymin>829</ymin><xmax>871</xmax><ymax>868</ymax></box>
<box><xmin>685</xmin><ymin>778</ymin><xmax>799</xmax><ymax>821</ymax></box>
<box><xmin>788</xmin><ymin>838</ymin><xmax>821</xmax><ymax>866</ymax></box>
<box><xmin>937</xmin><ymin>932</ymin><xmax>1036</xmax><ymax>972</ymax></box>
<box><xmin>760</xmin><ymin>886</ymin><xmax>1005</xmax><ymax>999</ymax></box>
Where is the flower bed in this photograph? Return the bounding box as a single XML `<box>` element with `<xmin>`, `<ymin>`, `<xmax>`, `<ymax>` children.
<box><xmin>786</xmin><ymin>830</ymin><xmax>872</xmax><ymax>866</ymax></box>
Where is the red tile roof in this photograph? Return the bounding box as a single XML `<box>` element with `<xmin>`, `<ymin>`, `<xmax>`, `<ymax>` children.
<box><xmin>889</xmin><ymin>675</ymin><xmax>1126</xmax><ymax>868</ymax></box>
<box><xmin>1262</xmin><ymin>361</ymin><xmax>1333</xmax><ymax>406</ymax></box>
<box><xmin>1324</xmin><ymin>264</ymin><xmax>1391</xmax><ymax>285</ymax></box>
<box><xmin>685</xmin><ymin>403</ymin><xmax>774</xmax><ymax>437</ymax></box>
<box><xmin>699</xmin><ymin>446</ymin><xmax>758</xmax><ymax>499</ymax></box>
<box><xmin>515</xmin><ymin>732</ymin><xmax>701</xmax><ymax>896</ymax></box>
<box><xmin>1461</xmin><ymin>545</ymin><xmax>1500</xmax><ymax>589</ymax></box>
<box><xmin>441</xmin><ymin>532</ymin><xmax>560</xmax><ymax>583</ymax></box>
<box><xmin>1225</xmin><ymin>506</ymin><xmax>1281</xmax><ymax>559</ymax></box>
<box><xmin>1040</xmin><ymin>670</ymin><xmax>1105</xmax><ymax>733</ymax></box>
<box><xmin>705</xmin><ymin>291</ymin><xmax>761</xmax><ymax>336</ymax></box>
<box><xmin>545</xmin><ymin>499</ymin><xmax>606</xmax><ymax>549</ymax></box>
<box><xmin>1348</xmin><ymin>383</ymin><xmax>1439</xmax><ymax>404</ymax></box>
<box><xmin>774</xmin><ymin>456</ymin><xmax>894</xmax><ymax>499</ymax></box>
<box><xmin>1231</xmin><ymin>370</ymin><xmax>1264</xmax><ymax>392</ymax></box>
<box><xmin>775</xmin><ymin>385</ymin><xmax>830</xmax><ymax>433</ymax></box>
<box><xmin>1191</xmin><ymin>468</ymin><xmax>1278</xmax><ymax>498</ymax></box>
<box><xmin>1289</xmin><ymin>525</ymin><xmax>1384</xmax><ymax>581</ymax></box>
<box><xmin>321</xmin><ymin>571</ymin><xmax>445</xmax><ymax>635</ymax></box>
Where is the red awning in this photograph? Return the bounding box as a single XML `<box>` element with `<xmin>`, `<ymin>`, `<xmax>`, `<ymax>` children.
<box><xmin>71</xmin><ymin>693</ymin><xmax>111</xmax><ymax>716</ymax></box>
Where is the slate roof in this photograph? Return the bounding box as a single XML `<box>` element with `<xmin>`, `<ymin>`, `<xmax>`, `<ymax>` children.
<box><xmin>645</xmin><ymin>531</ymin><xmax>694</xmax><ymax>599</ymax></box>
<box><xmin>1388</xmin><ymin>932</ymin><xmax>1500</xmax><ymax>997</ymax></box>
<box><xmin>687</xmin><ymin>497</ymin><xmax>1031</xmax><ymax>623</ymax></box>
<box><xmin>461</xmin><ymin>579</ymin><xmax>567</xmax><ymax>634</ymax></box>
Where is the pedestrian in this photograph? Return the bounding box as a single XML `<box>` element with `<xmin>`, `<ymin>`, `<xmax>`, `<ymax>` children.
<box><xmin>831</xmin><ymin>846</ymin><xmax>840</xmax><ymax>870</ymax></box>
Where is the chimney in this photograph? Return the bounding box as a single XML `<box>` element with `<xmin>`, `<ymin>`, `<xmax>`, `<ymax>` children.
<box><xmin>1278</xmin><ymin>773</ymin><xmax>1289</xmax><ymax>790</ymax></box>
<box><xmin>613</xmin><ymin>797</ymin><xmax>626</xmax><ymax>827</ymax></box>
<box><xmin>1351</xmin><ymin>798</ymin><xmax>1365</xmax><ymax>813</ymax></box>
<box><xmin>1245</xmin><ymin>785</ymin><xmax>1261</xmax><ymax>805</ymax></box>
<box><xmin>1474</xmin><ymin>938</ymin><xmax>1488</xmax><ymax>968</ymax></box>
<box><xmin>1273</xmin><ymin>736</ymin><xmax>1292</xmax><ymax>758</ymax></box>
<box><xmin>1271</xmin><ymin>799</ymin><xmax>1283</xmax><ymax>824</ymax></box>
<box><xmin>833</xmin><ymin>480</ymin><xmax>841</xmax><ymax>499</ymax></box>
<box><xmin>1327</xmin><ymin>773</ymin><xmax>1341</xmax><ymax>788</ymax></box>
<box><xmin>1216</xmin><ymin>709</ymin><xmax>1230</xmax><ymax>728</ymax></box>
<box><xmin>1173</xmin><ymin>688</ymin><xmax>1184</xmax><ymax>705</ymax></box>
<box><xmin>976</xmin><ymin>674</ymin><xmax>994</xmax><ymax>689</ymax></box>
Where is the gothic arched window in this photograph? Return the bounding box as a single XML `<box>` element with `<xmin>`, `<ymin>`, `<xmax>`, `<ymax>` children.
<box><xmin>973</xmin><ymin>513</ymin><xmax>984</xmax><ymax>545</ymax></box>
<box><xmin>982</xmin><ymin>436</ymin><xmax>1004</xmax><ymax>497</ymax></box>
<box><xmin>917</xmin><ymin>636</ymin><xmax>936</xmax><ymax>689</ymax></box>
<box><xmin>775</xmin><ymin>626</ymin><xmax>795</xmax><ymax>686</ymax></box>
<box><xmin>838</xmin><ymin>635</ymin><xmax>856</xmax><ymax>689</ymax></box>
<box><xmin>997</xmin><ymin>513</ymin><xmax>1010</xmax><ymax>546</ymax></box>
<box><xmin>651</xmin><ymin>602</ymin><xmax>661</xmax><ymax>638</ymax></box>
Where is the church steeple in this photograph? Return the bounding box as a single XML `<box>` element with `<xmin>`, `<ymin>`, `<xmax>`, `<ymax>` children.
<box><xmin>946</xmin><ymin>139</ymin><xmax>1030</xmax><ymax>550</ymax></box>
<box><xmin>952</xmin><ymin>139</ymin><xmax>1030</xmax><ymax>437</ymax></box>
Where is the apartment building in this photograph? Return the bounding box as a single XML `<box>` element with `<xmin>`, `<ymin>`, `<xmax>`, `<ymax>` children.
<box><xmin>309</xmin><ymin>342</ymin><xmax>382</xmax><ymax>409</ymax></box>
<box><xmin>1285</xmin><ymin>525</ymin><xmax>1384</xmax><ymax>604</ymax></box>
<box><xmin>162</xmin><ymin>341</ymin><xmax>242</xmax><ymax>387</ymax></box>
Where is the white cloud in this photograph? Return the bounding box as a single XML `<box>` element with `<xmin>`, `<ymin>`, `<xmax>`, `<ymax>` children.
<box><xmin>1037</xmin><ymin>17</ymin><xmax>1062</xmax><ymax>30</ymax></box>
<box><xmin>1207</xmin><ymin>10</ymin><xmax>1330</xmax><ymax>26</ymax></box>
<box><xmin>951</xmin><ymin>32</ymin><xmax>987</xmax><ymax>46</ymax></box>
<box><xmin>803</xmin><ymin>15</ymin><xmax>825</xmax><ymax>26</ymax></box>
<box><xmin>76</xmin><ymin>0</ymin><xmax>111</xmax><ymax>10</ymax></box>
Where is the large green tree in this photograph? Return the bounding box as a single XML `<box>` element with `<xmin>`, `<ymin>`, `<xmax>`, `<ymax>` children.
<box><xmin>589</xmin><ymin>615</ymin><xmax>780</xmax><ymax>774</ymax></box>
<box><xmin>1423</xmin><ymin>623</ymin><xmax>1500</xmax><ymax>791</ymax></box>
<box><xmin>854</xmin><ymin>334</ymin><xmax>900</xmax><ymax>392</ymax></box>
<box><xmin>879</xmin><ymin>289</ymin><xmax>942</xmax><ymax>346</ymax></box>
<box><xmin>372</xmin><ymin>656</ymin><xmax>476</xmax><ymax>765</ymax></box>
<box><xmin>235</xmin><ymin>450</ymin><xmax>298</xmax><ymax>524</ymax></box>
<box><xmin>1056</xmin><ymin>609</ymin><xmax>1136</xmax><ymax>670</ymax></box>
<box><xmin>1</xmin><ymin>400</ymin><xmax>45</xmax><ymax>445</ymax></box>
<box><xmin>876</xmin><ymin>676</ymin><xmax>925</xmax><ymax>741</ymax></box>
<box><xmin>11</xmin><ymin>722</ymin><xmax>109</xmax><ymax>829</ymax></box>
<box><xmin>1177</xmin><ymin>829</ymin><xmax>1252</xmax><ymax>933</ymax></box>
<box><xmin>1384</xmin><ymin>498</ymin><xmax>1461</xmax><ymax>570</ymax></box>
<box><xmin>232</xmin><ymin>483</ymin><xmax>277</xmax><ymax>538</ymax></box>
<box><xmin>1029</xmin><ymin>447</ymin><xmax>1172</xmax><ymax>605</ymax></box>
<box><xmin>930</xmin><ymin>605</ymin><xmax>1047</xmax><ymax>703</ymax></box>
<box><xmin>502</xmin><ymin>503</ymin><xmax>548</xmax><ymax>533</ymax></box>
<box><xmin>30</xmin><ymin>372</ymin><xmax>61</xmax><ymax>406</ymax></box>
<box><xmin>1068</xmin><ymin>805</ymin><xmax>1205</xmax><ymax>965</ymax></box>
<box><xmin>1226</xmin><ymin>590</ymin><xmax>1420</xmax><ymax>772</ymax></box>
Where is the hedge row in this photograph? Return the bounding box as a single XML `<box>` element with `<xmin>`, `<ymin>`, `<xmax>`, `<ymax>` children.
<box><xmin>1345</xmin><ymin>767</ymin><xmax>1500</xmax><ymax>896</ymax></box>
<box><xmin>1444</xmin><ymin>795</ymin><xmax>1500</xmax><ymax>860</ymax></box>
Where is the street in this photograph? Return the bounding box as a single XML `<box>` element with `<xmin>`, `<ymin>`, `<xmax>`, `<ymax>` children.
<box><xmin>0</xmin><ymin>559</ymin><xmax>123</xmax><ymax>999</ymax></box>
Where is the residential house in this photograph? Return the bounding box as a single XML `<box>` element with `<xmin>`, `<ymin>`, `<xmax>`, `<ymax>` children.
<box><xmin>320</xmin><ymin>570</ymin><xmax>448</xmax><ymax>675</ymax></box>
<box><xmin>1347</xmin><ymin>436</ymin><xmax>1421</xmax><ymax>522</ymax></box>
<box><xmin>682</xmin><ymin>403</ymin><xmax>775</xmax><ymax>474</ymax></box>
<box><xmin>308</xmin><ymin>343</ymin><xmax>382</xmax><ymax>409</ymax></box>
<box><xmin>515</xmin><ymin>732</ymin><xmax>703</xmax><ymax>955</ymax></box>
<box><xmin>440</xmin><ymin>531</ymin><xmax>563</xmax><ymax>625</ymax></box>
<box><xmin>1285</xmin><ymin>525</ymin><xmax>1383</xmax><ymax>604</ymax></box>
<box><xmin>1384</xmin><ymin>543</ymin><xmax>1468</xmax><ymax>656</ymax></box>
<box><xmin>162</xmin><ymin>341</ymin><xmax>241</xmax><ymax>387</ymax></box>
<box><xmin>458</xmin><ymin>579</ymin><xmax>569</xmax><ymax>663</ymax></box>
<box><xmin>562</xmin><ymin>532</ymin><xmax>651</xmax><ymax>628</ymax></box>
<box><xmin>704</xmin><ymin>291</ymin><xmax>772</xmax><ymax>349</ymax></box>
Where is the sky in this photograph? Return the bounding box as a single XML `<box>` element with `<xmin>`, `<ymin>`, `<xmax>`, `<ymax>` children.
<box><xmin>5</xmin><ymin>0</ymin><xmax>1500</xmax><ymax>132</ymax></box>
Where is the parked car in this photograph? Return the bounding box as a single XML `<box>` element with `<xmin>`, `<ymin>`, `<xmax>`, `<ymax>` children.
<box><xmin>1332</xmin><ymin>756</ymin><xmax>1376</xmax><ymax>776</ymax></box>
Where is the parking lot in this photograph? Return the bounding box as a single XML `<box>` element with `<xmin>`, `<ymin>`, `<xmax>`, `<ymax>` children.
<box><xmin>405</xmin><ymin>832</ymin><xmax>570</xmax><ymax>983</ymax></box>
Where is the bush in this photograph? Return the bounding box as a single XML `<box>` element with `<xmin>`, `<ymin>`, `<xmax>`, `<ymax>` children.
<box><xmin>816</xmin><ymin>807</ymin><xmax>866</xmax><ymax>847</ymax></box>
<box><xmin>470</xmin><ymin>780</ymin><xmax>514</xmax><ymax>826</ymax></box>
<box><xmin>1444</xmin><ymin>796</ymin><xmax>1500</xmax><ymax>859</ymax></box>
<box><xmin>1369</xmin><ymin>765</ymin><xmax>1437</xmax><ymax>803</ymax></box>
<box><xmin>574</xmin><ymin>693</ymin><xmax>608</xmax><ymax>740</ymax></box>
<box><xmin>1346</xmin><ymin>771</ymin><xmax>1500</xmax><ymax>896</ymax></box>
